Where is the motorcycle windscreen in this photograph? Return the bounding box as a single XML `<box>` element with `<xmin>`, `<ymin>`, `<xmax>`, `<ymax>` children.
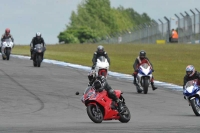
<box><xmin>140</xmin><ymin>63</ymin><xmax>150</xmax><ymax>69</ymax></box>
<box><xmin>97</xmin><ymin>56</ymin><xmax>106</xmax><ymax>62</ymax></box>
<box><xmin>185</xmin><ymin>80</ymin><xmax>197</xmax><ymax>88</ymax></box>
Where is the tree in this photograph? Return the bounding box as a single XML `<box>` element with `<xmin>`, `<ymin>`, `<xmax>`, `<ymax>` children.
<box><xmin>57</xmin><ymin>0</ymin><xmax>152</xmax><ymax>43</ymax></box>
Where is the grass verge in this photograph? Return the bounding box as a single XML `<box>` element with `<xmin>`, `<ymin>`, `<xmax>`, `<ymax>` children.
<box><xmin>12</xmin><ymin>43</ymin><xmax>200</xmax><ymax>86</ymax></box>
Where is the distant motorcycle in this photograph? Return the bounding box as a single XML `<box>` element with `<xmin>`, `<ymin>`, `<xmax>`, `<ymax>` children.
<box><xmin>1</xmin><ymin>38</ymin><xmax>14</xmax><ymax>60</ymax></box>
<box><xmin>183</xmin><ymin>80</ymin><xmax>200</xmax><ymax>116</ymax></box>
<box><xmin>94</xmin><ymin>56</ymin><xmax>109</xmax><ymax>78</ymax></box>
<box><xmin>135</xmin><ymin>63</ymin><xmax>153</xmax><ymax>94</ymax></box>
<box><xmin>81</xmin><ymin>86</ymin><xmax>131</xmax><ymax>123</ymax></box>
<box><xmin>32</xmin><ymin>44</ymin><xmax>45</xmax><ymax>67</ymax></box>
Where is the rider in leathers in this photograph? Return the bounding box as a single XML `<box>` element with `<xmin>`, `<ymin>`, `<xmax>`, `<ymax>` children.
<box><xmin>183</xmin><ymin>65</ymin><xmax>200</xmax><ymax>88</ymax></box>
<box><xmin>30</xmin><ymin>32</ymin><xmax>46</xmax><ymax>60</ymax></box>
<box><xmin>133</xmin><ymin>50</ymin><xmax>157</xmax><ymax>90</ymax></box>
<box><xmin>91</xmin><ymin>45</ymin><xmax>110</xmax><ymax>69</ymax></box>
<box><xmin>88</xmin><ymin>45</ymin><xmax>110</xmax><ymax>83</ymax></box>
<box><xmin>1</xmin><ymin>28</ymin><xmax>14</xmax><ymax>57</ymax></box>
<box><xmin>92</xmin><ymin>75</ymin><xmax>124</xmax><ymax>113</ymax></box>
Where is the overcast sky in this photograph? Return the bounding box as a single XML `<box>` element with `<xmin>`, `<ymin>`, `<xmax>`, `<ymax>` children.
<box><xmin>0</xmin><ymin>0</ymin><xmax>199</xmax><ymax>44</ymax></box>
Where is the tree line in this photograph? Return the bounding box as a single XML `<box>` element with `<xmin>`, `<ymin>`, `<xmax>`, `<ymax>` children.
<box><xmin>58</xmin><ymin>0</ymin><xmax>152</xmax><ymax>43</ymax></box>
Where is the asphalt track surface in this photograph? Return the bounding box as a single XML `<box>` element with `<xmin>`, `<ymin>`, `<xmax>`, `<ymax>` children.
<box><xmin>0</xmin><ymin>57</ymin><xmax>199</xmax><ymax>133</ymax></box>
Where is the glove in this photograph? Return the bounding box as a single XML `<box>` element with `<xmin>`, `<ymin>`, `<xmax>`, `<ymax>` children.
<box><xmin>89</xmin><ymin>69</ymin><xmax>95</xmax><ymax>75</ymax></box>
<box><xmin>88</xmin><ymin>82</ymin><xmax>92</xmax><ymax>86</ymax></box>
<box><xmin>135</xmin><ymin>69</ymin><xmax>139</xmax><ymax>72</ymax></box>
<box><xmin>152</xmin><ymin>69</ymin><xmax>154</xmax><ymax>72</ymax></box>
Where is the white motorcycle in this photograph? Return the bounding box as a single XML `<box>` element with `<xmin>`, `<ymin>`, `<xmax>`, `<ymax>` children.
<box><xmin>135</xmin><ymin>63</ymin><xmax>153</xmax><ymax>94</ymax></box>
<box><xmin>183</xmin><ymin>80</ymin><xmax>200</xmax><ymax>116</ymax></box>
<box><xmin>94</xmin><ymin>56</ymin><xmax>109</xmax><ymax>78</ymax></box>
<box><xmin>1</xmin><ymin>38</ymin><xmax>14</xmax><ymax>60</ymax></box>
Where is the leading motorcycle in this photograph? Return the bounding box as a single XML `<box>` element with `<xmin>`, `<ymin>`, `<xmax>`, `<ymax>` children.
<box><xmin>1</xmin><ymin>38</ymin><xmax>14</xmax><ymax>60</ymax></box>
<box><xmin>183</xmin><ymin>80</ymin><xmax>200</xmax><ymax>116</ymax></box>
<box><xmin>81</xmin><ymin>87</ymin><xmax>131</xmax><ymax>123</ymax></box>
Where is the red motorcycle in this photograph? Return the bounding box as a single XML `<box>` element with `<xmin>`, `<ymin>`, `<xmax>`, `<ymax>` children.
<box><xmin>81</xmin><ymin>87</ymin><xmax>131</xmax><ymax>123</ymax></box>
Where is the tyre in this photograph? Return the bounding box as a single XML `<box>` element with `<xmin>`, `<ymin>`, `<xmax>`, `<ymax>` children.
<box><xmin>119</xmin><ymin>106</ymin><xmax>131</xmax><ymax>123</ymax></box>
<box><xmin>87</xmin><ymin>104</ymin><xmax>103</xmax><ymax>123</ymax></box>
<box><xmin>33</xmin><ymin>61</ymin><xmax>37</xmax><ymax>67</ymax></box>
<box><xmin>6</xmin><ymin>49</ymin><xmax>10</xmax><ymax>60</ymax></box>
<box><xmin>190</xmin><ymin>98</ymin><xmax>200</xmax><ymax>116</ymax></box>
<box><xmin>2</xmin><ymin>56</ymin><xmax>6</xmax><ymax>60</ymax></box>
<box><xmin>143</xmin><ymin>77</ymin><xmax>149</xmax><ymax>94</ymax></box>
<box><xmin>136</xmin><ymin>86</ymin><xmax>142</xmax><ymax>93</ymax></box>
<box><xmin>37</xmin><ymin>55</ymin><xmax>42</xmax><ymax>67</ymax></box>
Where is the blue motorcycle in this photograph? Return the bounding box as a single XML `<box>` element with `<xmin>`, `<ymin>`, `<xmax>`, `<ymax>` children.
<box><xmin>183</xmin><ymin>80</ymin><xmax>200</xmax><ymax>116</ymax></box>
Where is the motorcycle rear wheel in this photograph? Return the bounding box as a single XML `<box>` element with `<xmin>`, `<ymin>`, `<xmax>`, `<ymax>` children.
<box><xmin>87</xmin><ymin>104</ymin><xmax>103</xmax><ymax>123</ymax></box>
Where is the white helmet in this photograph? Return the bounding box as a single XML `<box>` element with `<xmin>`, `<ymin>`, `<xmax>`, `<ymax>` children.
<box><xmin>36</xmin><ymin>32</ymin><xmax>41</xmax><ymax>38</ymax></box>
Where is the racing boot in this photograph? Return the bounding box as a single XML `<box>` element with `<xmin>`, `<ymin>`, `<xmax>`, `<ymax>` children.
<box><xmin>30</xmin><ymin>49</ymin><xmax>33</xmax><ymax>60</ymax></box>
<box><xmin>133</xmin><ymin>77</ymin><xmax>136</xmax><ymax>84</ymax></box>
<box><xmin>117</xmin><ymin>99</ymin><xmax>124</xmax><ymax>113</ymax></box>
<box><xmin>151</xmin><ymin>82</ymin><xmax>157</xmax><ymax>90</ymax></box>
<box><xmin>133</xmin><ymin>74</ymin><xmax>137</xmax><ymax>84</ymax></box>
<box><xmin>133</xmin><ymin>75</ymin><xmax>140</xmax><ymax>87</ymax></box>
<box><xmin>30</xmin><ymin>52</ymin><xmax>33</xmax><ymax>60</ymax></box>
<box><xmin>1</xmin><ymin>48</ymin><xmax>6</xmax><ymax>58</ymax></box>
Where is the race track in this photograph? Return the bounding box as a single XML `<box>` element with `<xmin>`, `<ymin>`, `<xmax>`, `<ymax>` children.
<box><xmin>0</xmin><ymin>57</ymin><xmax>199</xmax><ymax>133</ymax></box>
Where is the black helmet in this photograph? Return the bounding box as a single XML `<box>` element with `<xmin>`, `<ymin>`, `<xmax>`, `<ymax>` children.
<box><xmin>139</xmin><ymin>50</ymin><xmax>146</xmax><ymax>59</ymax></box>
<box><xmin>93</xmin><ymin>80</ymin><xmax>102</xmax><ymax>91</ymax></box>
<box><xmin>97</xmin><ymin>45</ymin><xmax>104</xmax><ymax>54</ymax></box>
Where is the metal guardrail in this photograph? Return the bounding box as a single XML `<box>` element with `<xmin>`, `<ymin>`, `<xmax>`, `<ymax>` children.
<box><xmin>95</xmin><ymin>8</ymin><xmax>200</xmax><ymax>44</ymax></box>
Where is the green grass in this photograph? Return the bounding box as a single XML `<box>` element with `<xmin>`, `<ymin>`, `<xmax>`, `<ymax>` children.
<box><xmin>12</xmin><ymin>43</ymin><xmax>200</xmax><ymax>86</ymax></box>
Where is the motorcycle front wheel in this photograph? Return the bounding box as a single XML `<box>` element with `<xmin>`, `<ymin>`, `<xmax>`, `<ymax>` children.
<box><xmin>143</xmin><ymin>77</ymin><xmax>149</xmax><ymax>94</ymax></box>
<box><xmin>190</xmin><ymin>98</ymin><xmax>200</xmax><ymax>116</ymax></box>
<box><xmin>6</xmin><ymin>48</ymin><xmax>10</xmax><ymax>60</ymax></box>
<box><xmin>119</xmin><ymin>105</ymin><xmax>131</xmax><ymax>123</ymax></box>
<box><xmin>87</xmin><ymin>104</ymin><xmax>103</xmax><ymax>123</ymax></box>
<box><xmin>36</xmin><ymin>55</ymin><xmax>42</xmax><ymax>67</ymax></box>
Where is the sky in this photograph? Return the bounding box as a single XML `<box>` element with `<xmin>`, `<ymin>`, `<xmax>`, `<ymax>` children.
<box><xmin>0</xmin><ymin>0</ymin><xmax>199</xmax><ymax>44</ymax></box>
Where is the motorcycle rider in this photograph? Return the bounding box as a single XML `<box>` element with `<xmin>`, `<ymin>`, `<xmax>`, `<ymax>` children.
<box><xmin>183</xmin><ymin>65</ymin><xmax>200</xmax><ymax>89</ymax></box>
<box><xmin>88</xmin><ymin>45</ymin><xmax>110</xmax><ymax>82</ymax></box>
<box><xmin>92</xmin><ymin>75</ymin><xmax>124</xmax><ymax>113</ymax></box>
<box><xmin>91</xmin><ymin>45</ymin><xmax>110</xmax><ymax>69</ymax></box>
<box><xmin>30</xmin><ymin>32</ymin><xmax>46</xmax><ymax>60</ymax></box>
<box><xmin>133</xmin><ymin>50</ymin><xmax>157</xmax><ymax>90</ymax></box>
<box><xmin>1</xmin><ymin>28</ymin><xmax>14</xmax><ymax>57</ymax></box>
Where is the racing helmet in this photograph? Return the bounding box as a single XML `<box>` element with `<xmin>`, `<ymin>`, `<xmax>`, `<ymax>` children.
<box><xmin>186</xmin><ymin>65</ymin><xmax>195</xmax><ymax>77</ymax></box>
<box><xmin>36</xmin><ymin>32</ymin><xmax>41</xmax><ymax>39</ymax></box>
<box><xmin>139</xmin><ymin>50</ymin><xmax>146</xmax><ymax>59</ymax></box>
<box><xmin>5</xmin><ymin>28</ymin><xmax>10</xmax><ymax>35</ymax></box>
<box><xmin>97</xmin><ymin>45</ymin><xmax>104</xmax><ymax>54</ymax></box>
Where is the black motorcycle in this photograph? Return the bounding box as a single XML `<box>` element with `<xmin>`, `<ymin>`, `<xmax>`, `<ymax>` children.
<box><xmin>32</xmin><ymin>44</ymin><xmax>46</xmax><ymax>67</ymax></box>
